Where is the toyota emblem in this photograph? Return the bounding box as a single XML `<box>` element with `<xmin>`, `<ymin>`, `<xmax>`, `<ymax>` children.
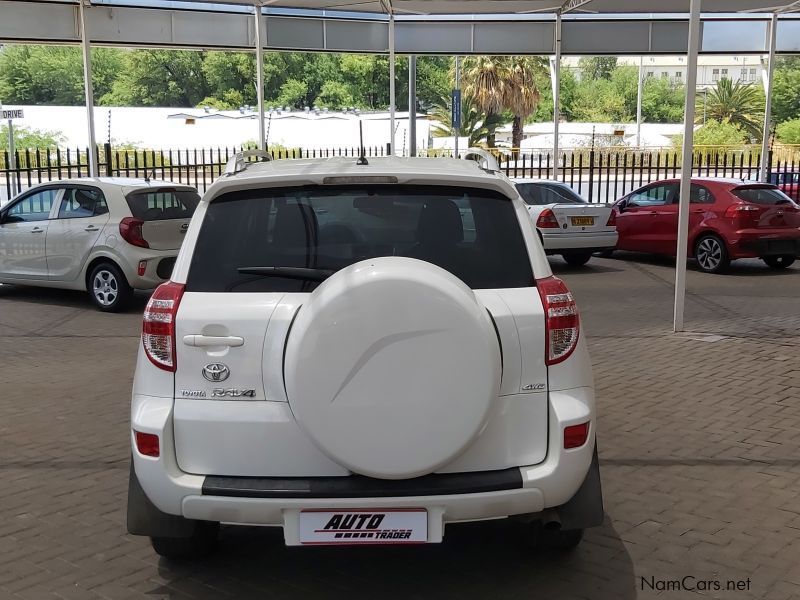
<box><xmin>202</xmin><ymin>363</ymin><xmax>230</xmax><ymax>382</ymax></box>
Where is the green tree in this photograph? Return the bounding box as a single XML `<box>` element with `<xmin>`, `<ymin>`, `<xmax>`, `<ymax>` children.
<box><xmin>696</xmin><ymin>78</ymin><xmax>764</xmax><ymax>140</ymax></box>
<box><xmin>642</xmin><ymin>76</ymin><xmax>685</xmax><ymax>123</ymax></box>
<box><xmin>578</xmin><ymin>56</ymin><xmax>618</xmax><ymax>81</ymax></box>
<box><xmin>505</xmin><ymin>57</ymin><xmax>547</xmax><ymax>150</ymax></box>
<box><xmin>776</xmin><ymin>118</ymin><xmax>800</xmax><ymax>145</ymax></box>
<box><xmin>316</xmin><ymin>81</ymin><xmax>354</xmax><ymax>109</ymax></box>
<box><xmin>101</xmin><ymin>50</ymin><xmax>209</xmax><ymax>107</ymax></box>
<box><xmin>202</xmin><ymin>51</ymin><xmax>256</xmax><ymax>107</ymax></box>
<box><xmin>430</xmin><ymin>94</ymin><xmax>505</xmax><ymax>148</ymax></box>
<box><xmin>0</xmin><ymin>124</ymin><xmax>65</xmax><ymax>150</ymax></box>
<box><xmin>673</xmin><ymin>119</ymin><xmax>748</xmax><ymax>151</ymax></box>
<box><xmin>0</xmin><ymin>45</ymin><xmax>122</xmax><ymax>106</ymax></box>
<box><xmin>772</xmin><ymin>57</ymin><xmax>800</xmax><ymax>125</ymax></box>
<box><xmin>273</xmin><ymin>79</ymin><xmax>308</xmax><ymax>108</ymax></box>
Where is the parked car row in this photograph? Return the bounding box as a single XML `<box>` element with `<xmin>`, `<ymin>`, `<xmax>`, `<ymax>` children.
<box><xmin>514</xmin><ymin>177</ymin><xmax>800</xmax><ymax>273</ymax></box>
<box><xmin>1</xmin><ymin>171</ymin><xmax>798</xmax><ymax>314</ymax></box>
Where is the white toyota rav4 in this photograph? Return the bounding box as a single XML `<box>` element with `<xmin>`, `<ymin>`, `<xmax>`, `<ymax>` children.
<box><xmin>127</xmin><ymin>150</ymin><xmax>603</xmax><ymax>559</ymax></box>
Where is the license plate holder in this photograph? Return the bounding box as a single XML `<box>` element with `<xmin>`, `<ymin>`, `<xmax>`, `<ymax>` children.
<box><xmin>298</xmin><ymin>508</ymin><xmax>428</xmax><ymax>545</ymax></box>
<box><xmin>570</xmin><ymin>216</ymin><xmax>595</xmax><ymax>226</ymax></box>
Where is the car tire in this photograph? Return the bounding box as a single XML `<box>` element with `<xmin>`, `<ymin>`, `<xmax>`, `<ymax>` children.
<box><xmin>762</xmin><ymin>255</ymin><xmax>796</xmax><ymax>270</ymax></box>
<box><xmin>88</xmin><ymin>262</ymin><xmax>132</xmax><ymax>312</ymax></box>
<box><xmin>694</xmin><ymin>235</ymin><xmax>730</xmax><ymax>274</ymax></box>
<box><xmin>150</xmin><ymin>521</ymin><xmax>220</xmax><ymax>560</ymax></box>
<box><xmin>562</xmin><ymin>252</ymin><xmax>592</xmax><ymax>267</ymax></box>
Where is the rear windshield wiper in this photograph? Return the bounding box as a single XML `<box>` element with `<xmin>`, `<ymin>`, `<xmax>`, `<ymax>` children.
<box><xmin>237</xmin><ymin>266</ymin><xmax>335</xmax><ymax>282</ymax></box>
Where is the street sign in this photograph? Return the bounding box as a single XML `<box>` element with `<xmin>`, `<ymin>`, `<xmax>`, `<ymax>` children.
<box><xmin>1</xmin><ymin>109</ymin><xmax>24</xmax><ymax>120</ymax></box>
<box><xmin>451</xmin><ymin>90</ymin><xmax>461</xmax><ymax>129</ymax></box>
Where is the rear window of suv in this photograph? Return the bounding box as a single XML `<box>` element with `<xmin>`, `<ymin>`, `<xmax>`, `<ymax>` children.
<box><xmin>186</xmin><ymin>185</ymin><xmax>533</xmax><ymax>292</ymax></box>
<box><xmin>126</xmin><ymin>188</ymin><xmax>200</xmax><ymax>221</ymax></box>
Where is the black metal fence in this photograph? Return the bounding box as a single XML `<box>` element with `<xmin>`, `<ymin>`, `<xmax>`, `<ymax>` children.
<box><xmin>2</xmin><ymin>143</ymin><xmax>799</xmax><ymax>203</ymax></box>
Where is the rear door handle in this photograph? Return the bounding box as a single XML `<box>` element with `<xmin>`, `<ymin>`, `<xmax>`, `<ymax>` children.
<box><xmin>183</xmin><ymin>335</ymin><xmax>244</xmax><ymax>347</ymax></box>
<box><xmin>84</xmin><ymin>225</ymin><xmax>99</xmax><ymax>231</ymax></box>
<box><xmin>31</xmin><ymin>227</ymin><xmax>44</xmax><ymax>233</ymax></box>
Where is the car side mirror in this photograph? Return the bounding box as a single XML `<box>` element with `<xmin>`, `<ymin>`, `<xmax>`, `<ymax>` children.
<box><xmin>617</xmin><ymin>201</ymin><xmax>627</xmax><ymax>213</ymax></box>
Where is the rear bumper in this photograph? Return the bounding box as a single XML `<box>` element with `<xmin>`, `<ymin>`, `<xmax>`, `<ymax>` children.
<box><xmin>113</xmin><ymin>247</ymin><xmax>178</xmax><ymax>289</ymax></box>
<box><xmin>541</xmin><ymin>231</ymin><xmax>618</xmax><ymax>252</ymax></box>
<box><xmin>130</xmin><ymin>387</ymin><xmax>596</xmax><ymax>544</ymax></box>
<box><xmin>730</xmin><ymin>235</ymin><xmax>800</xmax><ymax>258</ymax></box>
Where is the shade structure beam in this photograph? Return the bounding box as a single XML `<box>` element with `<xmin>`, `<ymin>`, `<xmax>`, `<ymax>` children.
<box><xmin>78</xmin><ymin>0</ymin><xmax>98</xmax><ymax>177</ymax></box>
<box><xmin>759</xmin><ymin>13</ymin><xmax>778</xmax><ymax>182</ymax></box>
<box><xmin>551</xmin><ymin>12</ymin><xmax>562</xmax><ymax>181</ymax></box>
<box><xmin>388</xmin><ymin>11</ymin><xmax>396</xmax><ymax>155</ymax></box>
<box><xmin>673</xmin><ymin>0</ymin><xmax>702</xmax><ymax>333</ymax></box>
<box><xmin>254</xmin><ymin>4</ymin><xmax>266</xmax><ymax>151</ymax></box>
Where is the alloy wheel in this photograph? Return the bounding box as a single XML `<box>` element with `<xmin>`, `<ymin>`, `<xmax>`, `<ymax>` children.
<box><xmin>93</xmin><ymin>269</ymin><xmax>119</xmax><ymax>306</ymax></box>
<box><xmin>696</xmin><ymin>238</ymin><xmax>722</xmax><ymax>272</ymax></box>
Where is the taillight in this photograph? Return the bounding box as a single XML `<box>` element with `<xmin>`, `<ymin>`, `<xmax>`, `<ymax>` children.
<box><xmin>606</xmin><ymin>210</ymin><xmax>617</xmax><ymax>226</ymax></box>
<box><xmin>536</xmin><ymin>208</ymin><xmax>560</xmax><ymax>229</ymax></box>
<box><xmin>537</xmin><ymin>276</ymin><xmax>579</xmax><ymax>365</ymax></box>
<box><xmin>142</xmin><ymin>281</ymin><xmax>185</xmax><ymax>371</ymax></box>
<box><xmin>134</xmin><ymin>431</ymin><xmax>160</xmax><ymax>457</ymax></box>
<box><xmin>119</xmin><ymin>217</ymin><xmax>149</xmax><ymax>248</ymax></box>
<box><xmin>724</xmin><ymin>202</ymin><xmax>761</xmax><ymax>228</ymax></box>
<box><xmin>564</xmin><ymin>422</ymin><xmax>590</xmax><ymax>449</ymax></box>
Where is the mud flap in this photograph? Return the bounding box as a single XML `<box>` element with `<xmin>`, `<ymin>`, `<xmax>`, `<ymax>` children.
<box><xmin>556</xmin><ymin>444</ymin><xmax>605</xmax><ymax>530</ymax></box>
<box><xmin>126</xmin><ymin>461</ymin><xmax>197</xmax><ymax>538</ymax></box>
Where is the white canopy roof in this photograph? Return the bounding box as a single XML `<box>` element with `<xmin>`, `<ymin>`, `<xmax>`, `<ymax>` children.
<box><xmin>176</xmin><ymin>0</ymin><xmax>800</xmax><ymax>14</ymax></box>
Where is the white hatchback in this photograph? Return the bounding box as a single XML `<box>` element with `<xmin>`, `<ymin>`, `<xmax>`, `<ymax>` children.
<box><xmin>0</xmin><ymin>178</ymin><xmax>199</xmax><ymax>311</ymax></box>
<box><xmin>128</xmin><ymin>151</ymin><xmax>603</xmax><ymax>559</ymax></box>
<box><xmin>514</xmin><ymin>180</ymin><xmax>618</xmax><ymax>266</ymax></box>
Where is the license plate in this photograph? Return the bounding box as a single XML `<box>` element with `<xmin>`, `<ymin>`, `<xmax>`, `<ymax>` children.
<box><xmin>298</xmin><ymin>509</ymin><xmax>428</xmax><ymax>545</ymax></box>
<box><xmin>570</xmin><ymin>216</ymin><xmax>595</xmax><ymax>226</ymax></box>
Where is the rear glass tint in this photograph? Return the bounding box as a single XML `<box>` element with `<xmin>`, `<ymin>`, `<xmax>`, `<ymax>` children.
<box><xmin>732</xmin><ymin>187</ymin><xmax>797</xmax><ymax>206</ymax></box>
<box><xmin>126</xmin><ymin>189</ymin><xmax>200</xmax><ymax>221</ymax></box>
<box><xmin>517</xmin><ymin>183</ymin><xmax>585</xmax><ymax>205</ymax></box>
<box><xmin>187</xmin><ymin>185</ymin><xmax>533</xmax><ymax>292</ymax></box>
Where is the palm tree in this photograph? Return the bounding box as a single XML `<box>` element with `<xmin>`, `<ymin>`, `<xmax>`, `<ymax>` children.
<box><xmin>696</xmin><ymin>78</ymin><xmax>765</xmax><ymax>140</ymax></box>
<box><xmin>504</xmin><ymin>57</ymin><xmax>546</xmax><ymax>152</ymax></box>
<box><xmin>461</xmin><ymin>57</ymin><xmax>507</xmax><ymax>147</ymax></box>
<box><xmin>461</xmin><ymin>56</ymin><xmax>545</xmax><ymax>150</ymax></box>
<box><xmin>430</xmin><ymin>94</ymin><xmax>505</xmax><ymax>148</ymax></box>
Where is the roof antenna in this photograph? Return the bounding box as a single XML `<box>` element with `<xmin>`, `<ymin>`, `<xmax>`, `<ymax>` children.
<box><xmin>356</xmin><ymin>120</ymin><xmax>368</xmax><ymax>166</ymax></box>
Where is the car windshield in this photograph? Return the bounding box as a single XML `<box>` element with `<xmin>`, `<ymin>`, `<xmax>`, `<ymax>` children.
<box><xmin>516</xmin><ymin>183</ymin><xmax>585</xmax><ymax>205</ymax></box>
<box><xmin>732</xmin><ymin>186</ymin><xmax>798</xmax><ymax>206</ymax></box>
<box><xmin>125</xmin><ymin>188</ymin><xmax>199</xmax><ymax>221</ymax></box>
<box><xmin>186</xmin><ymin>184</ymin><xmax>533</xmax><ymax>292</ymax></box>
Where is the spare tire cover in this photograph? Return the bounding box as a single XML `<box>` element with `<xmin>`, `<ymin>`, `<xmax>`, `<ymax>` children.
<box><xmin>283</xmin><ymin>257</ymin><xmax>501</xmax><ymax>479</ymax></box>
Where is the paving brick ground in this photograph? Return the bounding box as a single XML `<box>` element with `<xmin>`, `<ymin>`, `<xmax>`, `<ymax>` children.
<box><xmin>0</xmin><ymin>253</ymin><xmax>798</xmax><ymax>600</ymax></box>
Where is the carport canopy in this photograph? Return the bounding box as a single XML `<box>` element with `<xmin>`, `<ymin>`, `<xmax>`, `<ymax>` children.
<box><xmin>8</xmin><ymin>0</ymin><xmax>799</xmax><ymax>331</ymax></box>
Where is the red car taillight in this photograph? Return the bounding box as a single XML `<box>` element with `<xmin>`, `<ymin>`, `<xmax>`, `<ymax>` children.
<box><xmin>142</xmin><ymin>281</ymin><xmax>185</xmax><ymax>371</ymax></box>
<box><xmin>536</xmin><ymin>208</ymin><xmax>560</xmax><ymax>229</ymax></box>
<box><xmin>724</xmin><ymin>202</ymin><xmax>761</xmax><ymax>228</ymax></box>
<box><xmin>119</xmin><ymin>217</ymin><xmax>149</xmax><ymax>248</ymax></box>
<box><xmin>564</xmin><ymin>422</ymin><xmax>590</xmax><ymax>449</ymax></box>
<box><xmin>537</xmin><ymin>276</ymin><xmax>580</xmax><ymax>365</ymax></box>
<box><xmin>606</xmin><ymin>210</ymin><xmax>617</xmax><ymax>226</ymax></box>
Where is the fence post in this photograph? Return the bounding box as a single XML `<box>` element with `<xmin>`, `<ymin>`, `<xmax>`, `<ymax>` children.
<box><xmin>587</xmin><ymin>148</ymin><xmax>595</xmax><ymax>203</ymax></box>
<box><xmin>104</xmin><ymin>143</ymin><xmax>113</xmax><ymax>176</ymax></box>
<box><xmin>767</xmin><ymin>149</ymin><xmax>774</xmax><ymax>181</ymax></box>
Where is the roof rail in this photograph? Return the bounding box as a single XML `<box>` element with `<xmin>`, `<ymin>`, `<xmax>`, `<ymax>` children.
<box><xmin>459</xmin><ymin>147</ymin><xmax>500</xmax><ymax>173</ymax></box>
<box><xmin>223</xmin><ymin>149</ymin><xmax>272</xmax><ymax>176</ymax></box>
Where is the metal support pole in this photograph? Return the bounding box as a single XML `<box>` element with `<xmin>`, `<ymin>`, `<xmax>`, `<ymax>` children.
<box><xmin>551</xmin><ymin>12</ymin><xmax>562</xmax><ymax>180</ymax></box>
<box><xmin>674</xmin><ymin>0</ymin><xmax>701</xmax><ymax>333</ymax></box>
<box><xmin>408</xmin><ymin>55</ymin><xmax>417</xmax><ymax>157</ymax></box>
<box><xmin>7</xmin><ymin>119</ymin><xmax>16</xmax><ymax>197</ymax></box>
<box><xmin>636</xmin><ymin>56</ymin><xmax>644</xmax><ymax>148</ymax></box>
<box><xmin>389</xmin><ymin>13</ymin><xmax>396</xmax><ymax>156</ymax></box>
<box><xmin>78</xmin><ymin>0</ymin><xmax>98</xmax><ymax>177</ymax></box>
<box><xmin>254</xmin><ymin>4</ymin><xmax>266</xmax><ymax>151</ymax></box>
<box><xmin>454</xmin><ymin>56</ymin><xmax>460</xmax><ymax>157</ymax></box>
<box><xmin>759</xmin><ymin>13</ymin><xmax>777</xmax><ymax>183</ymax></box>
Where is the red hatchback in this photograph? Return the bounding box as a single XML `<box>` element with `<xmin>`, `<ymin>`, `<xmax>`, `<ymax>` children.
<box><xmin>610</xmin><ymin>178</ymin><xmax>800</xmax><ymax>273</ymax></box>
